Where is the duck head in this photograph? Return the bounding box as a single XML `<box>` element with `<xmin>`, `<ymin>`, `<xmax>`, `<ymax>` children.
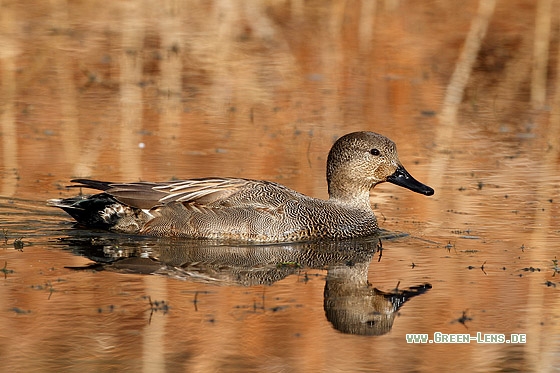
<box><xmin>326</xmin><ymin>131</ymin><xmax>434</xmax><ymax>205</ymax></box>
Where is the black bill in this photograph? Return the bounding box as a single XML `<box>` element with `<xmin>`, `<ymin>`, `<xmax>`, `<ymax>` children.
<box><xmin>387</xmin><ymin>165</ymin><xmax>434</xmax><ymax>196</ymax></box>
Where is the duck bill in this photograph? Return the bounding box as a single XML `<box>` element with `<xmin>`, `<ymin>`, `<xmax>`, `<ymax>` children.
<box><xmin>386</xmin><ymin>166</ymin><xmax>434</xmax><ymax>196</ymax></box>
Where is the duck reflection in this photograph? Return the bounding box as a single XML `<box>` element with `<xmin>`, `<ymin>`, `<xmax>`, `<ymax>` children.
<box><xmin>57</xmin><ymin>232</ymin><xmax>431</xmax><ymax>336</ymax></box>
<box><xmin>324</xmin><ymin>261</ymin><xmax>431</xmax><ymax>336</ymax></box>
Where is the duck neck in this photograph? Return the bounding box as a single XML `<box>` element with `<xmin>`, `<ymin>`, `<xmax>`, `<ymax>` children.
<box><xmin>327</xmin><ymin>179</ymin><xmax>373</xmax><ymax>211</ymax></box>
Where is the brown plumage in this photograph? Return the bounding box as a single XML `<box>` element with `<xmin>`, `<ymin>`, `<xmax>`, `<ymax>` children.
<box><xmin>48</xmin><ymin>131</ymin><xmax>434</xmax><ymax>242</ymax></box>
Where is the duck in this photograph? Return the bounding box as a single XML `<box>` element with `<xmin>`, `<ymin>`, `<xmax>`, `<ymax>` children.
<box><xmin>48</xmin><ymin>131</ymin><xmax>434</xmax><ymax>242</ymax></box>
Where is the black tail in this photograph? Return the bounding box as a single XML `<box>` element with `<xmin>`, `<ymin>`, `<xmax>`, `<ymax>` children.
<box><xmin>48</xmin><ymin>193</ymin><xmax>121</xmax><ymax>229</ymax></box>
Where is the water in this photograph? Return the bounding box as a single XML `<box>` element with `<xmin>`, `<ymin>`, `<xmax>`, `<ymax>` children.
<box><xmin>2</xmin><ymin>1</ymin><xmax>560</xmax><ymax>372</ymax></box>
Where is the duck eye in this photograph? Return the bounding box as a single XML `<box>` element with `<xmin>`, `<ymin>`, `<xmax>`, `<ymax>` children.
<box><xmin>370</xmin><ymin>148</ymin><xmax>380</xmax><ymax>156</ymax></box>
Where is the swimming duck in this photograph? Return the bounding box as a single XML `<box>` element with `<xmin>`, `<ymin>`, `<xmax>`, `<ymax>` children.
<box><xmin>48</xmin><ymin>131</ymin><xmax>434</xmax><ymax>242</ymax></box>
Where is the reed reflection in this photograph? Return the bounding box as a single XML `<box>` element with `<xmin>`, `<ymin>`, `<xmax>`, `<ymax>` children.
<box><xmin>57</xmin><ymin>233</ymin><xmax>431</xmax><ymax>336</ymax></box>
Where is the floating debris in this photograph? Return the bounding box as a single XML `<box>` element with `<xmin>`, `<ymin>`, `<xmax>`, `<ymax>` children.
<box><xmin>521</xmin><ymin>267</ymin><xmax>541</xmax><ymax>272</ymax></box>
<box><xmin>452</xmin><ymin>310</ymin><xmax>473</xmax><ymax>329</ymax></box>
<box><xmin>467</xmin><ymin>261</ymin><xmax>487</xmax><ymax>275</ymax></box>
<box><xmin>1</xmin><ymin>261</ymin><xmax>14</xmax><ymax>278</ymax></box>
<box><xmin>552</xmin><ymin>258</ymin><xmax>559</xmax><ymax>277</ymax></box>
<box><xmin>98</xmin><ymin>305</ymin><xmax>116</xmax><ymax>314</ymax></box>
<box><xmin>143</xmin><ymin>295</ymin><xmax>169</xmax><ymax>324</ymax></box>
<box><xmin>445</xmin><ymin>241</ymin><xmax>455</xmax><ymax>252</ymax></box>
<box><xmin>13</xmin><ymin>238</ymin><xmax>24</xmax><ymax>251</ymax></box>
<box><xmin>11</xmin><ymin>307</ymin><xmax>31</xmax><ymax>315</ymax></box>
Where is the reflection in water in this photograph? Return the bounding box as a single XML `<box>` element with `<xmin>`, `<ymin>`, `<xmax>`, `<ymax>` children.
<box><xmin>438</xmin><ymin>0</ymin><xmax>496</xmax><ymax>128</ymax></box>
<box><xmin>0</xmin><ymin>6</ymin><xmax>18</xmax><ymax>196</ymax></box>
<box><xmin>324</xmin><ymin>261</ymin><xmax>431</xmax><ymax>336</ymax></box>
<box><xmin>119</xmin><ymin>1</ymin><xmax>144</xmax><ymax>180</ymax></box>
<box><xmin>57</xmin><ymin>233</ymin><xmax>430</xmax><ymax>336</ymax></box>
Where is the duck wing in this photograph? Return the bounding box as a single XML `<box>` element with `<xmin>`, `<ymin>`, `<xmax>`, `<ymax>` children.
<box><xmin>71</xmin><ymin>179</ymin><xmax>167</xmax><ymax>210</ymax></box>
<box><xmin>71</xmin><ymin>178</ymin><xmax>304</xmax><ymax>211</ymax></box>
<box><xmin>152</xmin><ymin>178</ymin><xmax>306</xmax><ymax>210</ymax></box>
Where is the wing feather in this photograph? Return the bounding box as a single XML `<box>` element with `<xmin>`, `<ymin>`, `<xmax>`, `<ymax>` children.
<box><xmin>71</xmin><ymin>178</ymin><xmax>304</xmax><ymax>212</ymax></box>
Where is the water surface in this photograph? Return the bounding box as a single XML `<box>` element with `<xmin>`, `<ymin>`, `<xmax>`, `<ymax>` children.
<box><xmin>1</xmin><ymin>1</ymin><xmax>560</xmax><ymax>372</ymax></box>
